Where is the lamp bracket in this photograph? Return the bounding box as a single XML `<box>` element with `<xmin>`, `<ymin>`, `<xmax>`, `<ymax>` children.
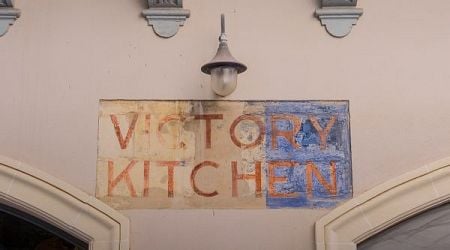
<box><xmin>315</xmin><ymin>0</ymin><xmax>363</xmax><ymax>38</ymax></box>
<box><xmin>142</xmin><ymin>0</ymin><xmax>190</xmax><ymax>38</ymax></box>
<box><xmin>0</xmin><ymin>0</ymin><xmax>20</xmax><ymax>37</ymax></box>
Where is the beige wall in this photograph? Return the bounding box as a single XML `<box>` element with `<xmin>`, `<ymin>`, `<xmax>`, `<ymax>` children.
<box><xmin>1</xmin><ymin>0</ymin><xmax>450</xmax><ymax>249</ymax></box>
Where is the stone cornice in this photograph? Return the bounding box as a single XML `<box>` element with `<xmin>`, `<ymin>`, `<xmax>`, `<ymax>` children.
<box><xmin>142</xmin><ymin>0</ymin><xmax>190</xmax><ymax>38</ymax></box>
<box><xmin>316</xmin><ymin>0</ymin><xmax>363</xmax><ymax>38</ymax></box>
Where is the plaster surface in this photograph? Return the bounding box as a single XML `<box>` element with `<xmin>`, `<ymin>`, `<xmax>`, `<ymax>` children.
<box><xmin>1</xmin><ymin>0</ymin><xmax>450</xmax><ymax>249</ymax></box>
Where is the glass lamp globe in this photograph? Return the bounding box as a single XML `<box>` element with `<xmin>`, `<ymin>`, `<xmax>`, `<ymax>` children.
<box><xmin>210</xmin><ymin>66</ymin><xmax>238</xmax><ymax>97</ymax></box>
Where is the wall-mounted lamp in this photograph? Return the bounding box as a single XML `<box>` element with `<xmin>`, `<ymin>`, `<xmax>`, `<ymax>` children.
<box><xmin>0</xmin><ymin>0</ymin><xmax>20</xmax><ymax>37</ymax></box>
<box><xmin>201</xmin><ymin>14</ymin><xmax>247</xmax><ymax>97</ymax></box>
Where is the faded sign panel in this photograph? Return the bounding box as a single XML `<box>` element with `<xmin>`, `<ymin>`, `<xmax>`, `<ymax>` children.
<box><xmin>96</xmin><ymin>100</ymin><xmax>352</xmax><ymax>209</ymax></box>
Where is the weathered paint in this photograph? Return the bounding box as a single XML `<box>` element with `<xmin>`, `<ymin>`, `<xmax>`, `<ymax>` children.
<box><xmin>96</xmin><ymin>100</ymin><xmax>352</xmax><ymax>209</ymax></box>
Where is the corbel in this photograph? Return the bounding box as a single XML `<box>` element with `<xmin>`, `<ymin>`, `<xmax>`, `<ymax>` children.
<box><xmin>142</xmin><ymin>0</ymin><xmax>190</xmax><ymax>38</ymax></box>
<box><xmin>315</xmin><ymin>0</ymin><xmax>363</xmax><ymax>38</ymax></box>
<box><xmin>0</xmin><ymin>0</ymin><xmax>20</xmax><ymax>37</ymax></box>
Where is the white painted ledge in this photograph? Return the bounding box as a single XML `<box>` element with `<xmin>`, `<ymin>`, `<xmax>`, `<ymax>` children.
<box><xmin>315</xmin><ymin>7</ymin><xmax>363</xmax><ymax>38</ymax></box>
<box><xmin>0</xmin><ymin>155</ymin><xmax>130</xmax><ymax>250</ymax></box>
<box><xmin>316</xmin><ymin>157</ymin><xmax>450</xmax><ymax>250</ymax></box>
<box><xmin>142</xmin><ymin>8</ymin><xmax>190</xmax><ymax>38</ymax></box>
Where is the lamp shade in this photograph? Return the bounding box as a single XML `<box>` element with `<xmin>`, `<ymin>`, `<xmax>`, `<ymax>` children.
<box><xmin>201</xmin><ymin>41</ymin><xmax>247</xmax><ymax>75</ymax></box>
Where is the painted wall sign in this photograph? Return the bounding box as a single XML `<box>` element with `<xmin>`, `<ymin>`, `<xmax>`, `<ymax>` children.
<box><xmin>96</xmin><ymin>100</ymin><xmax>352</xmax><ymax>209</ymax></box>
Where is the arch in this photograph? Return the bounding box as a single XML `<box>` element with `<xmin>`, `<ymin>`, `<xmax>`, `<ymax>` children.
<box><xmin>316</xmin><ymin>157</ymin><xmax>450</xmax><ymax>250</ymax></box>
<box><xmin>0</xmin><ymin>156</ymin><xmax>130</xmax><ymax>250</ymax></box>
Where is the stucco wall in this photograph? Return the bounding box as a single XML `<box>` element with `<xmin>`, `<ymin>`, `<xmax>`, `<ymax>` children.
<box><xmin>1</xmin><ymin>0</ymin><xmax>450</xmax><ymax>249</ymax></box>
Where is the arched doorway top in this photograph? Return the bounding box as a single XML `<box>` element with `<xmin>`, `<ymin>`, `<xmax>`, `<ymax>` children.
<box><xmin>0</xmin><ymin>155</ymin><xmax>130</xmax><ymax>250</ymax></box>
<box><xmin>316</xmin><ymin>157</ymin><xmax>450</xmax><ymax>250</ymax></box>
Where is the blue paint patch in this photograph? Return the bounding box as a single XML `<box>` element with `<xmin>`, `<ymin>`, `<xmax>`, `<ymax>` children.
<box><xmin>264</xmin><ymin>101</ymin><xmax>352</xmax><ymax>208</ymax></box>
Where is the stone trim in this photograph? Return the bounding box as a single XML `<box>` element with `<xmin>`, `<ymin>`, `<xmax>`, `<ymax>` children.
<box><xmin>0</xmin><ymin>156</ymin><xmax>130</xmax><ymax>250</ymax></box>
<box><xmin>142</xmin><ymin>0</ymin><xmax>190</xmax><ymax>38</ymax></box>
<box><xmin>315</xmin><ymin>0</ymin><xmax>363</xmax><ymax>38</ymax></box>
<box><xmin>316</xmin><ymin>157</ymin><xmax>450</xmax><ymax>250</ymax></box>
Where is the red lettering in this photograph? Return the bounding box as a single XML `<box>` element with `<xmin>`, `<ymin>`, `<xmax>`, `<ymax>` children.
<box><xmin>110</xmin><ymin>113</ymin><xmax>139</xmax><ymax>149</ymax></box>
<box><xmin>309</xmin><ymin>115</ymin><xmax>336</xmax><ymax>150</ymax></box>
<box><xmin>306</xmin><ymin>161</ymin><xmax>337</xmax><ymax>198</ymax></box>
<box><xmin>195</xmin><ymin>114</ymin><xmax>223</xmax><ymax>149</ymax></box>
<box><xmin>157</xmin><ymin>161</ymin><xmax>183</xmax><ymax>197</ymax></box>
<box><xmin>190</xmin><ymin>161</ymin><xmax>219</xmax><ymax>197</ymax></box>
<box><xmin>271</xmin><ymin>114</ymin><xmax>302</xmax><ymax>149</ymax></box>
<box><xmin>108</xmin><ymin>160</ymin><xmax>137</xmax><ymax>197</ymax></box>
<box><xmin>231</xmin><ymin>161</ymin><xmax>262</xmax><ymax>198</ymax></box>
<box><xmin>145</xmin><ymin>114</ymin><xmax>151</xmax><ymax>134</ymax></box>
<box><xmin>158</xmin><ymin>114</ymin><xmax>186</xmax><ymax>149</ymax></box>
<box><xmin>268</xmin><ymin>161</ymin><xmax>300</xmax><ymax>198</ymax></box>
<box><xmin>229</xmin><ymin>115</ymin><xmax>265</xmax><ymax>149</ymax></box>
<box><xmin>143</xmin><ymin>160</ymin><xmax>150</xmax><ymax>197</ymax></box>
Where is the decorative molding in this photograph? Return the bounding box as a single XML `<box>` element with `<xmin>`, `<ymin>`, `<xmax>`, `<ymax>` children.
<box><xmin>315</xmin><ymin>0</ymin><xmax>362</xmax><ymax>38</ymax></box>
<box><xmin>0</xmin><ymin>0</ymin><xmax>20</xmax><ymax>37</ymax></box>
<box><xmin>142</xmin><ymin>0</ymin><xmax>190</xmax><ymax>38</ymax></box>
<box><xmin>0</xmin><ymin>0</ymin><xmax>14</xmax><ymax>7</ymax></box>
<box><xmin>322</xmin><ymin>0</ymin><xmax>357</xmax><ymax>7</ymax></box>
<box><xmin>315</xmin><ymin>157</ymin><xmax>450</xmax><ymax>250</ymax></box>
<box><xmin>0</xmin><ymin>156</ymin><xmax>130</xmax><ymax>250</ymax></box>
